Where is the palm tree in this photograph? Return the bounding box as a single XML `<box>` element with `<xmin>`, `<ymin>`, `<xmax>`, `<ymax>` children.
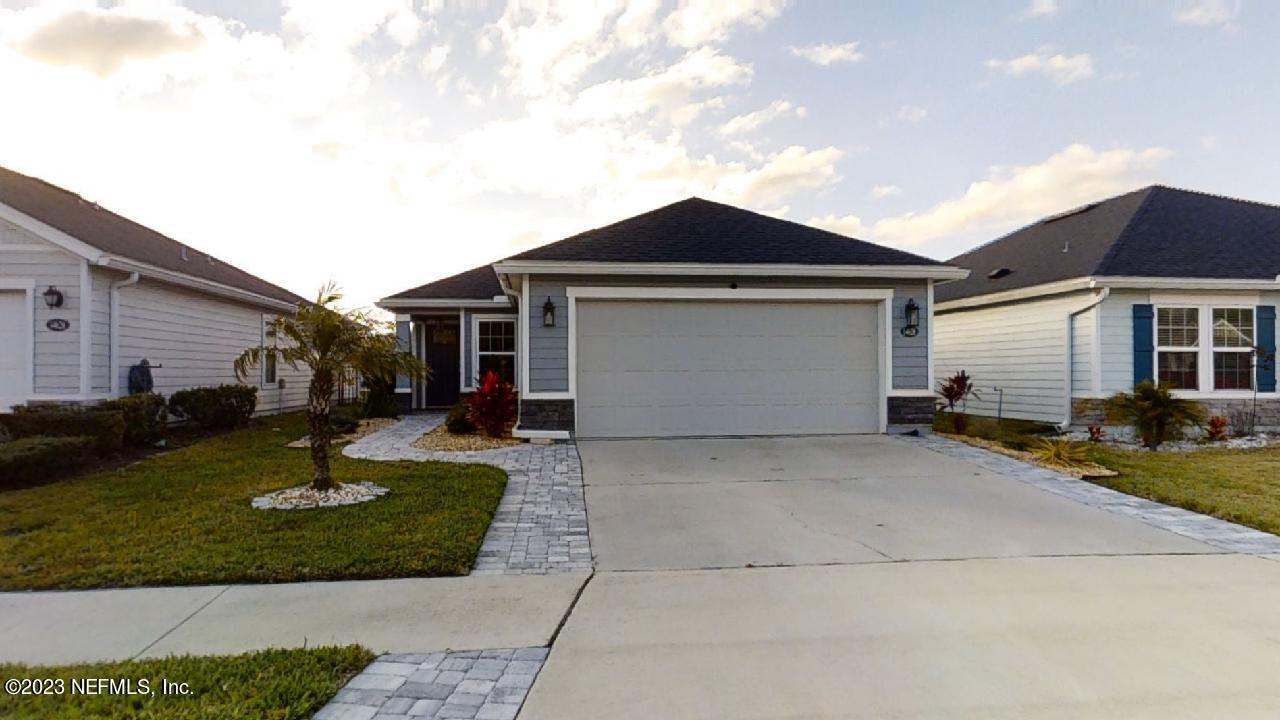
<box><xmin>235</xmin><ymin>283</ymin><xmax>429</xmax><ymax>491</ymax></box>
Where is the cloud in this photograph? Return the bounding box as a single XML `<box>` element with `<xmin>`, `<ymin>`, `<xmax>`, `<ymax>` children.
<box><xmin>871</xmin><ymin>144</ymin><xmax>1170</xmax><ymax>247</ymax></box>
<box><xmin>808</xmin><ymin>213</ymin><xmax>869</xmax><ymax>238</ymax></box>
<box><xmin>420</xmin><ymin>43</ymin><xmax>449</xmax><ymax>74</ymax></box>
<box><xmin>1025</xmin><ymin>0</ymin><xmax>1060</xmax><ymax>18</ymax></box>
<box><xmin>1200</xmin><ymin>134</ymin><xmax>1219</xmax><ymax>150</ymax></box>
<box><xmin>11</xmin><ymin>7</ymin><xmax>205</xmax><ymax>77</ymax></box>
<box><xmin>986</xmin><ymin>48</ymin><xmax>1094</xmax><ymax>85</ymax></box>
<box><xmin>718</xmin><ymin>100</ymin><xmax>806</xmax><ymax>136</ymax></box>
<box><xmin>789</xmin><ymin>42</ymin><xmax>862</xmax><ymax>66</ymax></box>
<box><xmin>871</xmin><ymin>184</ymin><xmax>900</xmax><ymax>199</ymax></box>
<box><xmin>282</xmin><ymin>0</ymin><xmax>422</xmax><ymax>48</ymax></box>
<box><xmin>1173</xmin><ymin>0</ymin><xmax>1240</xmax><ymax>27</ymax></box>
<box><xmin>664</xmin><ymin>0</ymin><xmax>786</xmax><ymax>48</ymax></box>
<box><xmin>554</xmin><ymin>47</ymin><xmax>751</xmax><ymax>126</ymax></box>
<box><xmin>896</xmin><ymin>105</ymin><xmax>927</xmax><ymax>123</ymax></box>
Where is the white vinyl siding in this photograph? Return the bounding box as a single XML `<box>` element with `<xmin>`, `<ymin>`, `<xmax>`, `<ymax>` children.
<box><xmin>89</xmin><ymin>267</ymin><xmax>112</xmax><ymax>393</ymax></box>
<box><xmin>116</xmin><ymin>279</ymin><xmax>309</xmax><ymax>413</ymax></box>
<box><xmin>1071</xmin><ymin>305</ymin><xmax>1094</xmax><ymax>394</ymax></box>
<box><xmin>1096</xmin><ymin>289</ymin><xmax>1148</xmax><ymax>394</ymax></box>
<box><xmin>934</xmin><ymin>292</ymin><xmax>1096</xmax><ymax>423</ymax></box>
<box><xmin>0</xmin><ymin>218</ymin><xmax>82</xmax><ymax>396</ymax></box>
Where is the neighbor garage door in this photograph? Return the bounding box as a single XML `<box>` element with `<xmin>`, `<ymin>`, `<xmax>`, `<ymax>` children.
<box><xmin>575</xmin><ymin>300</ymin><xmax>881</xmax><ymax>438</ymax></box>
<box><xmin>0</xmin><ymin>291</ymin><xmax>29</xmax><ymax>412</ymax></box>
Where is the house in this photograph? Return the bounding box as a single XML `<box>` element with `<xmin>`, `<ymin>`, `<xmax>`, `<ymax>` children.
<box><xmin>934</xmin><ymin>186</ymin><xmax>1279</xmax><ymax>429</ymax></box>
<box><xmin>0</xmin><ymin>166</ymin><xmax>310</xmax><ymax>414</ymax></box>
<box><xmin>379</xmin><ymin>197</ymin><xmax>969</xmax><ymax>439</ymax></box>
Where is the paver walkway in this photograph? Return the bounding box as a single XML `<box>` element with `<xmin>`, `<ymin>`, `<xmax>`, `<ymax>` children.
<box><xmin>902</xmin><ymin>433</ymin><xmax>1280</xmax><ymax>554</ymax></box>
<box><xmin>344</xmin><ymin>414</ymin><xmax>592</xmax><ymax>575</ymax></box>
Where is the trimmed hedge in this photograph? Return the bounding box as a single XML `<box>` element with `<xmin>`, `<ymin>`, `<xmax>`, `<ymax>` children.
<box><xmin>0</xmin><ymin>409</ymin><xmax>124</xmax><ymax>455</ymax></box>
<box><xmin>169</xmin><ymin>385</ymin><xmax>257</xmax><ymax>431</ymax></box>
<box><xmin>0</xmin><ymin>435</ymin><xmax>95</xmax><ymax>486</ymax></box>
<box><xmin>98</xmin><ymin>393</ymin><xmax>168</xmax><ymax>447</ymax></box>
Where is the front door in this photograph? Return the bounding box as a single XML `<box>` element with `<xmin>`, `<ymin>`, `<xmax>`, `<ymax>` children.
<box><xmin>421</xmin><ymin>318</ymin><xmax>460</xmax><ymax>407</ymax></box>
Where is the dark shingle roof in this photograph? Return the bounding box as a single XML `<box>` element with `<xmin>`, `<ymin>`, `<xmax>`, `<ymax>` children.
<box><xmin>937</xmin><ymin>186</ymin><xmax>1280</xmax><ymax>303</ymax></box>
<box><xmin>386</xmin><ymin>264</ymin><xmax>504</xmax><ymax>300</ymax></box>
<box><xmin>0</xmin><ymin>166</ymin><xmax>304</xmax><ymax>305</ymax></box>
<box><xmin>506</xmin><ymin>197</ymin><xmax>945</xmax><ymax>266</ymax></box>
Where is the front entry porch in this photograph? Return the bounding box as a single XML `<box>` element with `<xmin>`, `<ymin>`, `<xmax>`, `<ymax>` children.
<box><xmin>413</xmin><ymin>316</ymin><xmax>461</xmax><ymax>409</ymax></box>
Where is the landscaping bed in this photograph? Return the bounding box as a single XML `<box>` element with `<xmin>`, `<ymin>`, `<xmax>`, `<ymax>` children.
<box><xmin>0</xmin><ymin>645</ymin><xmax>373</xmax><ymax>720</ymax></box>
<box><xmin>0</xmin><ymin>412</ymin><xmax>507</xmax><ymax>590</ymax></box>
<box><xmin>414</xmin><ymin>424</ymin><xmax>522</xmax><ymax>452</ymax></box>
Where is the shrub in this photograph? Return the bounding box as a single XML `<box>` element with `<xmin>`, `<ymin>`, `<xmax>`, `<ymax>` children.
<box><xmin>0</xmin><ymin>424</ymin><xmax>10</xmax><ymax>445</ymax></box>
<box><xmin>361</xmin><ymin>375</ymin><xmax>400</xmax><ymax>419</ymax></box>
<box><xmin>936</xmin><ymin>370</ymin><xmax>980</xmax><ymax>433</ymax></box>
<box><xmin>1029</xmin><ymin>437</ymin><xmax>1089</xmax><ymax>468</ymax></box>
<box><xmin>98</xmin><ymin>393</ymin><xmax>167</xmax><ymax>447</ymax></box>
<box><xmin>1</xmin><ymin>407</ymin><xmax>124</xmax><ymax>455</ymax></box>
<box><xmin>465</xmin><ymin>371</ymin><xmax>517</xmax><ymax>438</ymax></box>
<box><xmin>1104</xmin><ymin>380</ymin><xmax>1205</xmax><ymax>450</ymax></box>
<box><xmin>168</xmin><ymin>385</ymin><xmax>258</xmax><ymax>431</ymax></box>
<box><xmin>1206</xmin><ymin>415</ymin><xmax>1229</xmax><ymax>441</ymax></box>
<box><xmin>0</xmin><ymin>435</ymin><xmax>95</xmax><ymax>486</ymax></box>
<box><xmin>1087</xmin><ymin>425</ymin><xmax>1106</xmax><ymax>442</ymax></box>
<box><xmin>445</xmin><ymin>401</ymin><xmax>476</xmax><ymax>434</ymax></box>
<box><xmin>329</xmin><ymin>406</ymin><xmax>362</xmax><ymax>435</ymax></box>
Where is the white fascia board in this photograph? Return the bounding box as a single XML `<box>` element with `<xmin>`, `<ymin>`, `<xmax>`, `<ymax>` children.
<box><xmin>377</xmin><ymin>297</ymin><xmax>513</xmax><ymax>310</ymax></box>
<box><xmin>566</xmin><ymin>286</ymin><xmax>895</xmax><ymax>302</ymax></box>
<box><xmin>1093</xmin><ymin>276</ymin><xmax>1280</xmax><ymax>291</ymax></box>
<box><xmin>0</xmin><ymin>201</ymin><xmax>104</xmax><ymax>262</ymax></box>
<box><xmin>96</xmin><ymin>256</ymin><xmax>298</xmax><ymax>312</ymax></box>
<box><xmin>493</xmin><ymin>260</ymin><xmax>969</xmax><ymax>281</ymax></box>
<box><xmin>934</xmin><ymin>277</ymin><xmax>1096</xmax><ymax>312</ymax></box>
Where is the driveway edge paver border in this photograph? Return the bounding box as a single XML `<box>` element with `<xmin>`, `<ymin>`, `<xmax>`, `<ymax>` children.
<box><xmin>344</xmin><ymin>415</ymin><xmax>592</xmax><ymax>575</ymax></box>
<box><xmin>900</xmin><ymin>433</ymin><xmax>1280</xmax><ymax>554</ymax></box>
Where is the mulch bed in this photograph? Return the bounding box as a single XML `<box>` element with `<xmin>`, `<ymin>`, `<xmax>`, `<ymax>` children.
<box><xmin>413</xmin><ymin>425</ymin><xmax>522</xmax><ymax>452</ymax></box>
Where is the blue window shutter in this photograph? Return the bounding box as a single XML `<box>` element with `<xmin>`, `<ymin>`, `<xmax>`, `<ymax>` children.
<box><xmin>1133</xmin><ymin>304</ymin><xmax>1155</xmax><ymax>387</ymax></box>
<box><xmin>1258</xmin><ymin>305</ymin><xmax>1276</xmax><ymax>393</ymax></box>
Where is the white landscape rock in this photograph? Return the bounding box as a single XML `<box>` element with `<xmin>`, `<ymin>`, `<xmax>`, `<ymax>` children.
<box><xmin>251</xmin><ymin>482</ymin><xmax>389</xmax><ymax>510</ymax></box>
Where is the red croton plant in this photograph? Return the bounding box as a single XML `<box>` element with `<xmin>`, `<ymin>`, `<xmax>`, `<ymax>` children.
<box><xmin>466</xmin><ymin>370</ymin><xmax>518</xmax><ymax>438</ymax></box>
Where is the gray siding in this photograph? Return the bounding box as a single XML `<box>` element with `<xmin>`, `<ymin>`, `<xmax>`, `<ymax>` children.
<box><xmin>1071</xmin><ymin>305</ymin><xmax>1095</xmax><ymax>394</ymax></box>
<box><xmin>1097</xmin><ymin>289</ymin><xmax>1146</xmax><ymax>395</ymax></box>
<box><xmin>524</xmin><ymin>274</ymin><xmax>930</xmax><ymax>394</ymax></box>
<box><xmin>0</xmin><ymin>219</ymin><xmax>83</xmax><ymax>395</ymax></box>
<box><xmin>90</xmin><ymin>267</ymin><xmax>112</xmax><ymax>393</ymax></box>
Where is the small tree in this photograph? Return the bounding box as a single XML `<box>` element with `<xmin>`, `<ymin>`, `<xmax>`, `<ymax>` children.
<box><xmin>1104</xmin><ymin>380</ymin><xmax>1204</xmax><ymax>451</ymax></box>
<box><xmin>937</xmin><ymin>370</ymin><xmax>980</xmax><ymax>433</ymax></box>
<box><xmin>234</xmin><ymin>284</ymin><xmax>429</xmax><ymax>491</ymax></box>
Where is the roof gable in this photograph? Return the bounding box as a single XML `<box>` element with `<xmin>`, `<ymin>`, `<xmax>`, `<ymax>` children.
<box><xmin>0</xmin><ymin>166</ymin><xmax>304</xmax><ymax>306</ymax></box>
<box><xmin>507</xmin><ymin>197</ymin><xmax>945</xmax><ymax>267</ymax></box>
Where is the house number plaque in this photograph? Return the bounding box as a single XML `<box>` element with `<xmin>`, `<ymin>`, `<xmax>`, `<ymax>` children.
<box><xmin>46</xmin><ymin>319</ymin><xmax>70</xmax><ymax>331</ymax></box>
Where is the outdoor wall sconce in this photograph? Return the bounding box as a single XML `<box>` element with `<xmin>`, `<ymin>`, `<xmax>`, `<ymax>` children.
<box><xmin>42</xmin><ymin>285</ymin><xmax>64</xmax><ymax>309</ymax></box>
<box><xmin>901</xmin><ymin>298</ymin><xmax>920</xmax><ymax>337</ymax></box>
<box><xmin>542</xmin><ymin>296</ymin><xmax>557</xmax><ymax>327</ymax></box>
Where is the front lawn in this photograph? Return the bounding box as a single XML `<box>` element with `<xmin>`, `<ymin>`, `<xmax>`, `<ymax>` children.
<box><xmin>0</xmin><ymin>645</ymin><xmax>373</xmax><ymax>720</ymax></box>
<box><xmin>0</xmin><ymin>413</ymin><xmax>507</xmax><ymax>590</ymax></box>
<box><xmin>1087</xmin><ymin>444</ymin><xmax>1280</xmax><ymax>535</ymax></box>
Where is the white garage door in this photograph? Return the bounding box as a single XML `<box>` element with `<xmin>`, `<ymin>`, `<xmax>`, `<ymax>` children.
<box><xmin>0</xmin><ymin>292</ymin><xmax>30</xmax><ymax>412</ymax></box>
<box><xmin>575</xmin><ymin>300</ymin><xmax>882</xmax><ymax>438</ymax></box>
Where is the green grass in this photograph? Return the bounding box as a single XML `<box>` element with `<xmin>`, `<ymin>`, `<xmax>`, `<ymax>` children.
<box><xmin>0</xmin><ymin>413</ymin><xmax>507</xmax><ymax>590</ymax></box>
<box><xmin>0</xmin><ymin>646</ymin><xmax>374</xmax><ymax>719</ymax></box>
<box><xmin>1086</xmin><ymin>444</ymin><xmax>1280</xmax><ymax>535</ymax></box>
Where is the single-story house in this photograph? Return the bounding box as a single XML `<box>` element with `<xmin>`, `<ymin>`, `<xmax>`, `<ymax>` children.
<box><xmin>0</xmin><ymin>166</ymin><xmax>311</xmax><ymax>414</ymax></box>
<box><xmin>380</xmin><ymin>197</ymin><xmax>969</xmax><ymax>439</ymax></box>
<box><xmin>934</xmin><ymin>185</ymin><xmax>1278</xmax><ymax>428</ymax></box>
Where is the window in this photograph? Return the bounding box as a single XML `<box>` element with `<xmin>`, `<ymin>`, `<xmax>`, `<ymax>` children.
<box><xmin>476</xmin><ymin>318</ymin><xmax>516</xmax><ymax>386</ymax></box>
<box><xmin>1213</xmin><ymin>307</ymin><xmax>1253</xmax><ymax>390</ymax></box>
<box><xmin>1156</xmin><ymin>307</ymin><xmax>1199</xmax><ymax>390</ymax></box>
<box><xmin>262</xmin><ymin>321</ymin><xmax>277</xmax><ymax>385</ymax></box>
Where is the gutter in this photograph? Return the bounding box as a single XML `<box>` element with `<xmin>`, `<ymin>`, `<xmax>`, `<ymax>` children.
<box><xmin>1059</xmin><ymin>288</ymin><xmax>1110</xmax><ymax>431</ymax></box>
<box><xmin>97</xmin><ymin>256</ymin><xmax>298</xmax><ymax>313</ymax></box>
<box><xmin>108</xmin><ymin>272</ymin><xmax>141</xmax><ymax>397</ymax></box>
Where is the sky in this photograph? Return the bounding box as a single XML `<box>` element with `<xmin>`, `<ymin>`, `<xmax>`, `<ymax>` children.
<box><xmin>1</xmin><ymin>0</ymin><xmax>1277</xmax><ymax>310</ymax></box>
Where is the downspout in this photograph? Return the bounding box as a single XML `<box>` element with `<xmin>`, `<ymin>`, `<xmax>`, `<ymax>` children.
<box><xmin>1060</xmin><ymin>288</ymin><xmax>1110</xmax><ymax>431</ymax></box>
<box><xmin>109</xmin><ymin>272</ymin><xmax>141</xmax><ymax>397</ymax></box>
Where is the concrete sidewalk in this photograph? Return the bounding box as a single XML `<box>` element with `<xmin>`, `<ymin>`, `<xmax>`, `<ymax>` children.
<box><xmin>0</xmin><ymin>573</ymin><xmax>587</xmax><ymax>665</ymax></box>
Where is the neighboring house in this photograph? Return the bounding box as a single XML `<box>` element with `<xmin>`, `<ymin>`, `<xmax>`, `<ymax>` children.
<box><xmin>380</xmin><ymin>197</ymin><xmax>968</xmax><ymax>439</ymax></box>
<box><xmin>0</xmin><ymin>166</ymin><xmax>310</xmax><ymax>414</ymax></box>
<box><xmin>934</xmin><ymin>186</ymin><xmax>1279</xmax><ymax>428</ymax></box>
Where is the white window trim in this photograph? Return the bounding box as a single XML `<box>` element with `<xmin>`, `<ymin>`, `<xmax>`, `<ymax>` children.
<box><xmin>0</xmin><ymin>278</ymin><xmax>35</xmax><ymax>409</ymax></box>
<box><xmin>471</xmin><ymin>313</ymin><xmax>519</xmax><ymax>390</ymax></box>
<box><xmin>564</xmin><ymin>286</ymin><xmax>895</xmax><ymax>434</ymax></box>
<box><xmin>1154</xmin><ymin>303</ymin><xmax>1262</xmax><ymax>396</ymax></box>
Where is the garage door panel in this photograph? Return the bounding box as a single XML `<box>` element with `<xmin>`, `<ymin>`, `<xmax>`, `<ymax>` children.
<box><xmin>575</xmin><ymin>300</ymin><xmax>881</xmax><ymax>438</ymax></box>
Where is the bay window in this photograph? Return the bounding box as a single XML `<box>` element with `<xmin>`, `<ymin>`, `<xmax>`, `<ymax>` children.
<box><xmin>1155</xmin><ymin>305</ymin><xmax>1255</xmax><ymax>392</ymax></box>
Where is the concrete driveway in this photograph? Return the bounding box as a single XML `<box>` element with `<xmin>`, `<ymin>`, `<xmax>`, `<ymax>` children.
<box><xmin>579</xmin><ymin>435</ymin><xmax>1212</xmax><ymax>571</ymax></box>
